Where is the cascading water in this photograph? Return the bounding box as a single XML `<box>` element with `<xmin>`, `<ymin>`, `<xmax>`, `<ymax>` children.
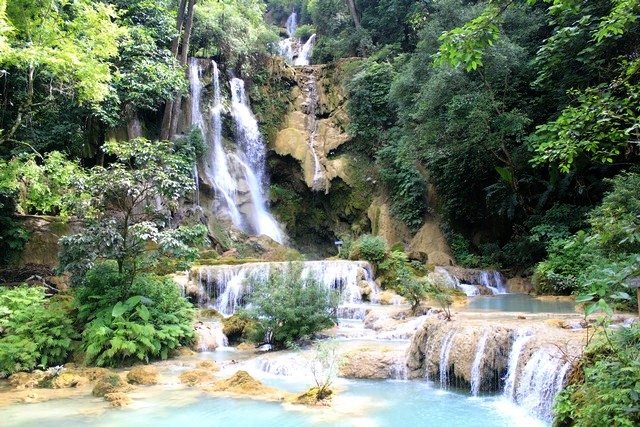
<box><xmin>294</xmin><ymin>34</ymin><xmax>317</xmax><ymax>66</ymax></box>
<box><xmin>479</xmin><ymin>270</ymin><xmax>508</xmax><ymax>294</ymax></box>
<box><xmin>470</xmin><ymin>330</ymin><xmax>489</xmax><ymax>396</ymax></box>
<box><xmin>503</xmin><ymin>329</ymin><xmax>533</xmax><ymax>398</ymax></box>
<box><xmin>515</xmin><ymin>348</ymin><xmax>572</xmax><ymax>421</ymax></box>
<box><xmin>189</xmin><ymin>59</ymin><xmax>284</xmax><ymax>243</ymax></box>
<box><xmin>438</xmin><ymin>330</ymin><xmax>457</xmax><ymax>388</ymax></box>
<box><xmin>229</xmin><ymin>78</ymin><xmax>284</xmax><ymax>243</ymax></box>
<box><xmin>303</xmin><ymin>73</ymin><xmax>324</xmax><ymax>190</ymax></box>
<box><xmin>192</xmin><ymin>260</ymin><xmax>380</xmax><ymax>316</ymax></box>
<box><xmin>285</xmin><ymin>11</ymin><xmax>297</xmax><ymax>36</ymax></box>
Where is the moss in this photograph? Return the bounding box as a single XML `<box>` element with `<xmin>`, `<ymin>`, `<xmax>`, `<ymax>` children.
<box><xmin>179</xmin><ymin>369</ymin><xmax>214</xmax><ymax>386</ymax></box>
<box><xmin>222</xmin><ymin>314</ymin><xmax>257</xmax><ymax>344</ymax></box>
<box><xmin>291</xmin><ymin>386</ymin><xmax>333</xmax><ymax>405</ymax></box>
<box><xmin>92</xmin><ymin>374</ymin><xmax>129</xmax><ymax>397</ymax></box>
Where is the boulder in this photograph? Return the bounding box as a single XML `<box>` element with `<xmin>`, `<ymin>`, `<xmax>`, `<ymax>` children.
<box><xmin>126</xmin><ymin>366</ymin><xmax>159</xmax><ymax>385</ymax></box>
<box><xmin>196</xmin><ymin>360</ymin><xmax>220</xmax><ymax>371</ymax></box>
<box><xmin>8</xmin><ymin>371</ymin><xmax>46</xmax><ymax>389</ymax></box>
<box><xmin>408</xmin><ymin>220</ymin><xmax>454</xmax><ymax>267</ymax></box>
<box><xmin>46</xmin><ymin>372</ymin><xmax>88</xmax><ymax>389</ymax></box>
<box><xmin>290</xmin><ymin>386</ymin><xmax>333</xmax><ymax>405</ymax></box>
<box><xmin>506</xmin><ymin>276</ymin><xmax>534</xmax><ymax>293</ymax></box>
<box><xmin>210</xmin><ymin>370</ymin><xmax>289</xmax><ymax>401</ymax></box>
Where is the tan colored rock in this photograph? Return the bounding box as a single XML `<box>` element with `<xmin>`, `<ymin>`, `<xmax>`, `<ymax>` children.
<box><xmin>340</xmin><ymin>346</ymin><xmax>406</xmax><ymax>379</ymax></box>
<box><xmin>126</xmin><ymin>366</ymin><xmax>159</xmax><ymax>385</ymax></box>
<box><xmin>104</xmin><ymin>392</ymin><xmax>131</xmax><ymax>407</ymax></box>
<box><xmin>378</xmin><ymin>290</ymin><xmax>405</xmax><ymax>305</ymax></box>
<box><xmin>367</xmin><ymin>197</ymin><xmax>411</xmax><ymax>247</ymax></box>
<box><xmin>506</xmin><ymin>276</ymin><xmax>533</xmax><ymax>293</ymax></box>
<box><xmin>409</xmin><ymin>220</ymin><xmax>454</xmax><ymax>267</ymax></box>
<box><xmin>80</xmin><ymin>367</ymin><xmax>109</xmax><ymax>381</ymax></box>
<box><xmin>8</xmin><ymin>371</ymin><xmax>46</xmax><ymax>389</ymax></box>
<box><xmin>48</xmin><ymin>372</ymin><xmax>88</xmax><ymax>389</ymax></box>
<box><xmin>196</xmin><ymin>360</ymin><xmax>220</xmax><ymax>371</ymax></box>
<box><xmin>236</xmin><ymin>342</ymin><xmax>256</xmax><ymax>351</ymax></box>
<box><xmin>210</xmin><ymin>371</ymin><xmax>289</xmax><ymax>401</ymax></box>
<box><xmin>179</xmin><ymin>369</ymin><xmax>214</xmax><ymax>386</ymax></box>
<box><xmin>289</xmin><ymin>386</ymin><xmax>333</xmax><ymax>405</ymax></box>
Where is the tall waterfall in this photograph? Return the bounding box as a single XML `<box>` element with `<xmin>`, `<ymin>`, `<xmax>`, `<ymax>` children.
<box><xmin>189</xmin><ymin>59</ymin><xmax>284</xmax><ymax>243</ymax></box>
<box><xmin>278</xmin><ymin>12</ymin><xmax>316</xmax><ymax>66</ymax></box>
<box><xmin>303</xmin><ymin>73</ymin><xmax>324</xmax><ymax>190</ymax></box>
<box><xmin>191</xmin><ymin>260</ymin><xmax>380</xmax><ymax>316</ymax></box>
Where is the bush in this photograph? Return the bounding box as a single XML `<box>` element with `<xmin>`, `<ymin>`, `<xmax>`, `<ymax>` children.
<box><xmin>555</xmin><ymin>323</ymin><xmax>640</xmax><ymax>427</ymax></box>
<box><xmin>395</xmin><ymin>269</ymin><xmax>429</xmax><ymax>312</ymax></box>
<box><xmin>0</xmin><ymin>286</ymin><xmax>77</xmax><ymax>377</ymax></box>
<box><xmin>79</xmin><ymin>265</ymin><xmax>194</xmax><ymax>367</ymax></box>
<box><xmin>244</xmin><ymin>264</ymin><xmax>337</xmax><ymax>348</ymax></box>
<box><xmin>378</xmin><ymin>250</ymin><xmax>410</xmax><ymax>290</ymax></box>
<box><xmin>294</xmin><ymin>24</ymin><xmax>315</xmax><ymax>40</ymax></box>
<box><xmin>349</xmin><ymin>235</ymin><xmax>388</xmax><ymax>265</ymax></box>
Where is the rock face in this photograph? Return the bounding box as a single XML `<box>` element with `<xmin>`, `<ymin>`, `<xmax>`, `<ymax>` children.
<box><xmin>367</xmin><ymin>197</ymin><xmax>411</xmax><ymax>247</ymax></box>
<box><xmin>273</xmin><ymin>62</ymin><xmax>352</xmax><ymax>193</ymax></box>
<box><xmin>408</xmin><ymin>219</ymin><xmax>454</xmax><ymax>267</ymax></box>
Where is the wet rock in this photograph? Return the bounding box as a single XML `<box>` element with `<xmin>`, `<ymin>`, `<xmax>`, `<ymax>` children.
<box><xmin>210</xmin><ymin>370</ymin><xmax>289</xmax><ymax>401</ymax></box>
<box><xmin>92</xmin><ymin>374</ymin><xmax>133</xmax><ymax>397</ymax></box>
<box><xmin>378</xmin><ymin>290</ymin><xmax>404</xmax><ymax>305</ymax></box>
<box><xmin>290</xmin><ymin>386</ymin><xmax>333</xmax><ymax>405</ymax></box>
<box><xmin>179</xmin><ymin>369</ymin><xmax>214</xmax><ymax>386</ymax></box>
<box><xmin>104</xmin><ymin>392</ymin><xmax>131</xmax><ymax>407</ymax></box>
<box><xmin>45</xmin><ymin>371</ymin><xmax>88</xmax><ymax>389</ymax></box>
<box><xmin>126</xmin><ymin>366</ymin><xmax>159</xmax><ymax>385</ymax></box>
<box><xmin>8</xmin><ymin>371</ymin><xmax>46</xmax><ymax>389</ymax></box>
<box><xmin>196</xmin><ymin>360</ymin><xmax>220</xmax><ymax>371</ymax></box>
<box><xmin>506</xmin><ymin>276</ymin><xmax>533</xmax><ymax>293</ymax></box>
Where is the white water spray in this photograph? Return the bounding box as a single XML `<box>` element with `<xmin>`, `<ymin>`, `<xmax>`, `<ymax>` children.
<box><xmin>503</xmin><ymin>329</ymin><xmax>533</xmax><ymax>399</ymax></box>
<box><xmin>294</xmin><ymin>34</ymin><xmax>316</xmax><ymax>66</ymax></box>
<box><xmin>470</xmin><ymin>330</ymin><xmax>489</xmax><ymax>396</ymax></box>
<box><xmin>439</xmin><ymin>330</ymin><xmax>457</xmax><ymax>388</ymax></box>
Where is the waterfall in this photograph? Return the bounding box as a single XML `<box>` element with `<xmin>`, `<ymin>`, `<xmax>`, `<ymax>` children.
<box><xmin>194</xmin><ymin>319</ymin><xmax>229</xmax><ymax>352</ymax></box>
<box><xmin>515</xmin><ymin>348</ymin><xmax>571</xmax><ymax>421</ymax></box>
<box><xmin>303</xmin><ymin>73</ymin><xmax>324</xmax><ymax>190</ymax></box>
<box><xmin>434</xmin><ymin>267</ymin><xmax>478</xmax><ymax>296</ymax></box>
<box><xmin>479</xmin><ymin>270</ymin><xmax>508</xmax><ymax>294</ymax></box>
<box><xmin>470</xmin><ymin>330</ymin><xmax>489</xmax><ymax>396</ymax></box>
<box><xmin>503</xmin><ymin>329</ymin><xmax>533</xmax><ymax>399</ymax></box>
<box><xmin>439</xmin><ymin>330</ymin><xmax>456</xmax><ymax>388</ymax></box>
<box><xmin>193</xmin><ymin>260</ymin><xmax>380</xmax><ymax>316</ymax></box>
<box><xmin>229</xmin><ymin>77</ymin><xmax>284</xmax><ymax>243</ymax></box>
<box><xmin>294</xmin><ymin>34</ymin><xmax>316</xmax><ymax>66</ymax></box>
<box><xmin>285</xmin><ymin>11</ymin><xmax>297</xmax><ymax>37</ymax></box>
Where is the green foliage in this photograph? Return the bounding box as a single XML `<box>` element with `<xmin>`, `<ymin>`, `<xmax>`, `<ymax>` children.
<box><xmin>0</xmin><ymin>286</ymin><xmax>76</xmax><ymax>377</ymax></box>
<box><xmin>555</xmin><ymin>323</ymin><xmax>640</xmax><ymax>427</ymax></box>
<box><xmin>59</xmin><ymin>138</ymin><xmax>206</xmax><ymax>282</ymax></box>
<box><xmin>535</xmin><ymin>172</ymin><xmax>640</xmax><ymax>311</ymax></box>
<box><xmin>349</xmin><ymin>234</ymin><xmax>388</xmax><ymax>265</ymax></box>
<box><xmin>294</xmin><ymin>24</ymin><xmax>315</xmax><ymax>40</ymax></box>
<box><xmin>78</xmin><ymin>265</ymin><xmax>195</xmax><ymax>367</ymax></box>
<box><xmin>244</xmin><ymin>264</ymin><xmax>337</xmax><ymax>348</ymax></box>
<box><xmin>395</xmin><ymin>269</ymin><xmax>429</xmax><ymax>312</ymax></box>
<box><xmin>191</xmin><ymin>0</ymin><xmax>278</xmax><ymax>71</ymax></box>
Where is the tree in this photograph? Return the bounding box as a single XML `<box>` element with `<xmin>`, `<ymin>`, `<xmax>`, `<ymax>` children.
<box><xmin>396</xmin><ymin>269</ymin><xmax>429</xmax><ymax>313</ymax></box>
<box><xmin>309</xmin><ymin>340</ymin><xmax>340</xmax><ymax>400</ymax></box>
<box><xmin>244</xmin><ymin>264</ymin><xmax>338</xmax><ymax>348</ymax></box>
<box><xmin>59</xmin><ymin>138</ymin><xmax>206</xmax><ymax>283</ymax></box>
<box><xmin>0</xmin><ymin>0</ymin><xmax>125</xmax><ymax>145</ymax></box>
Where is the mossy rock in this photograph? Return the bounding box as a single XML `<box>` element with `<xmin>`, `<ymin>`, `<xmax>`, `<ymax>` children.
<box><xmin>196</xmin><ymin>360</ymin><xmax>220</xmax><ymax>371</ymax></box>
<box><xmin>222</xmin><ymin>314</ymin><xmax>257</xmax><ymax>343</ymax></box>
<box><xmin>198</xmin><ymin>308</ymin><xmax>224</xmax><ymax>319</ymax></box>
<box><xmin>104</xmin><ymin>392</ymin><xmax>131</xmax><ymax>407</ymax></box>
<box><xmin>126</xmin><ymin>366</ymin><xmax>159</xmax><ymax>386</ymax></box>
<box><xmin>92</xmin><ymin>374</ymin><xmax>131</xmax><ymax>397</ymax></box>
<box><xmin>291</xmin><ymin>386</ymin><xmax>333</xmax><ymax>405</ymax></box>
<box><xmin>39</xmin><ymin>371</ymin><xmax>88</xmax><ymax>389</ymax></box>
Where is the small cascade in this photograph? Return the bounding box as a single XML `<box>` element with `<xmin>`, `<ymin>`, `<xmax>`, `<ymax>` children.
<box><xmin>470</xmin><ymin>330</ymin><xmax>489</xmax><ymax>396</ymax></box>
<box><xmin>194</xmin><ymin>319</ymin><xmax>229</xmax><ymax>352</ymax></box>
<box><xmin>294</xmin><ymin>34</ymin><xmax>317</xmax><ymax>66</ymax></box>
<box><xmin>438</xmin><ymin>330</ymin><xmax>457</xmax><ymax>388</ymax></box>
<box><xmin>515</xmin><ymin>348</ymin><xmax>572</xmax><ymax>421</ymax></box>
<box><xmin>192</xmin><ymin>260</ymin><xmax>380</xmax><ymax>316</ymax></box>
<box><xmin>434</xmin><ymin>267</ymin><xmax>508</xmax><ymax>296</ymax></box>
<box><xmin>479</xmin><ymin>270</ymin><xmax>508</xmax><ymax>294</ymax></box>
<box><xmin>503</xmin><ymin>329</ymin><xmax>533</xmax><ymax>399</ymax></box>
<box><xmin>255</xmin><ymin>353</ymin><xmax>308</xmax><ymax>377</ymax></box>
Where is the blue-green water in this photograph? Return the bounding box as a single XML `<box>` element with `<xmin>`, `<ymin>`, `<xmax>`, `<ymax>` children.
<box><xmin>1</xmin><ymin>379</ymin><xmax>545</xmax><ymax>427</ymax></box>
<box><xmin>466</xmin><ymin>294</ymin><xmax>576</xmax><ymax>314</ymax></box>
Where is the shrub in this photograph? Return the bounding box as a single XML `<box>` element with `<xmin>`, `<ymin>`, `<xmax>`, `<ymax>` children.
<box><xmin>244</xmin><ymin>264</ymin><xmax>337</xmax><ymax>348</ymax></box>
<box><xmin>0</xmin><ymin>286</ymin><xmax>77</xmax><ymax>377</ymax></box>
<box><xmin>395</xmin><ymin>269</ymin><xmax>429</xmax><ymax>313</ymax></box>
<box><xmin>79</xmin><ymin>265</ymin><xmax>195</xmax><ymax>367</ymax></box>
<box><xmin>294</xmin><ymin>24</ymin><xmax>315</xmax><ymax>40</ymax></box>
<box><xmin>378</xmin><ymin>250</ymin><xmax>410</xmax><ymax>290</ymax></box>
<box><xmin>555</xmin><ymin>323</ymin><xmax>640</xmax><ymax>427</ymax></box>
<box><xmin>349</xmin><ymin>235</ymin><xmax>388</xmax><ymax>265</ymax></box>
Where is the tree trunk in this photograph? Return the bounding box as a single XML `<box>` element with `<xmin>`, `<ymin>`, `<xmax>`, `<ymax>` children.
<box><xmin>345</xmin><ymin>0</ymin><xmax>361</xmax><ymax>29</ymax></box>
<box><xmin>161</xmin><ymin>0</ymin><xmax>188</xmax><ymax>140</ymax></box>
